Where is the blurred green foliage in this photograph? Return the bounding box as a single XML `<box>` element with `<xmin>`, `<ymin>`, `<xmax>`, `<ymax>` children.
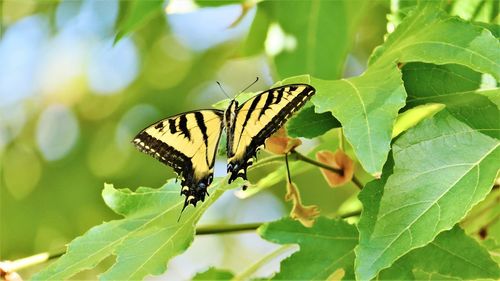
<box><xmin>1</xmin><ymin>0</ymin><xmax>499</xmax><ymax>280</ymax></box>
<box><xmin>1</xmin><ymin>0</ymin><xmax>384</xmax><ymax>265</ymax></box>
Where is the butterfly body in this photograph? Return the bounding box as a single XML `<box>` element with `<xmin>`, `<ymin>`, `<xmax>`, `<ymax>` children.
<box><xmin>133</xmin><ymin>84</ymin><xmax>315</xmax><ymax>210</ymax></box>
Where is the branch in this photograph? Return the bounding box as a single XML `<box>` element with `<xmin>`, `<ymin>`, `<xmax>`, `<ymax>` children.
<box><xmin>196</xmin><ymin>222</ymin><xmax>262</xmax><ymax>235</ymax></box>
<box><xmin>0</xmin><ymin>247</ymin><xmax>65</xmax><ymax>274</ymax></box>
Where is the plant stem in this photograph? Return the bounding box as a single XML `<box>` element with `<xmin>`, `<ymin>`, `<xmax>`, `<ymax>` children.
<box><xmin>196</xmin><ymin>222</ymin><xmax>262</xmax><ymax>235</ymax></box>
<box><xmin>352</xmin><ymin>175</ymin><xmax>364</xmax><ymax>189</ymax></box>
<box><xmin>290</xmin><ymin>150</ymin><xmax>343</xmax><ymax>175</ymax></box>
<box><xmin>232</xmin><ymin>244</ymin><xmax>297</xmax><ymax>281</ymax></box>
<box><xmin>251</xmin><ymin>150</ymin><xmax>365</xmax><ymax>188</ymax></box>
<box><xmin>1</xmin><ymin>247</ymin><xmax>65</xmax><ymax>273</ymax></box>
<box><xmin>338</xmin><ymin>128</ymin><xmax>344</xmax><ymax>151</ymax></box>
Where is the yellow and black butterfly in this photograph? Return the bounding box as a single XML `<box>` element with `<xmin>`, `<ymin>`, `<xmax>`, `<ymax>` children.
<box><xmin>133</xmin><ymin>83</ymin><xmax>315</xmax><ymax>211</ymax></box>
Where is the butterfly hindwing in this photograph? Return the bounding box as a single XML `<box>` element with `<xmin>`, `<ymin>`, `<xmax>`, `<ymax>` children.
<box><xmin>227</xmin><ymin>84</ymin><xmax>315</xmax><ymax>182</ymax></box>
<box><xmin>133</xmin><ymin>109</ymin><xmax>224</xmax><ymax>207</ymax></box>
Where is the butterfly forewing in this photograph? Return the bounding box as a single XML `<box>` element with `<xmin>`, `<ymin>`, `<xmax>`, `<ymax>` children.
<box><xmin>227</xmin><ymin>84</ymin><xmax>315</xmax><ymax>182</ymax></box>
<box><xmin>133</xmin><ymin>109</ymin><xmax>224</xmax><ymax>207</ymax></box>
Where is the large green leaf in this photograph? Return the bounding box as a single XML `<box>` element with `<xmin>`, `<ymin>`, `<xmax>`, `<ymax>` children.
<box><xmin>403</xmin><ymin>62</ymin><xmax>499</xmax><ymax>139</ymax></box>
<box><xmin>355</xmin><ymin>110</ymin><xmax>499</xmax><ymax>280</ymax></box>
<box><xmin>33</xmin><ymin>178</ymin><xmax>241</xmax><ymax>280</ymax></box>
<box><xmin>370</xmin><ymin>2</ymin><xmax>500</xmax><ymax>80</ymax></box>
<box><xmin>401</xmin><ymin>226</ymin><xmax>500</xmax><ymax>279</ymax></box>
<box><xmin>311</xmin><ymin>1</ymin><xmax>499</xmax><ymax>175</ymax></box>
<box><xmin>403</xmin><ymin>63</ymin><xmax>482</xmax><ymax>99</ymax></box>
<box><xmin>359</xmin><ymin>157</ymin><xmax>500</xmax><ymax>281</ymax></box>
<box><xmin>312</xmin><ymin>62</ymin><xmax>406</xmax><ymax>174</ymax></box>
<box><xmin>267</xmin><ymin>0</ymin><xmax>369</xmax><ymax>79</ymax></box>
<box><xmin>259</xmin><ymin>217</ymin><xmax>358</xmax><ymax>280</ymax></box>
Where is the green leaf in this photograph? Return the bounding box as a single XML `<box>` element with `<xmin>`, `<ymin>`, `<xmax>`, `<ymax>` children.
<box><xmin>370</xmin><ymin>2</ymin><xmax>500</xmax><ymax>80</ymax></box>
<box><xmin>259</xmin><ymin>217</ymin><xmax>358</xmax><ymax>280</ymax></box>
<box><xmin>381</xmin><ymin>226</ymin><xmax>500</xmax><ymax>280</ymax></box>
<box><xmin>268</xmin><ymin>0</ymin><xmax>369</xmax><ymax>79</ymax></box>
<box><xmin>192</xmin><ymin>267</ymin><xmax>234</xmax><ymax>280</ymax></box>
<box><xmin>33</xmin><ymin>178</ymin><xmax>242</xmax><ymax>280</ymax></box>
<box><xmin>286</xmin><ymin>105</ymin><xmax>341</xmax><ymax>139</ymax></box>
<box><xmin>359</xmin><ymin>157</ymin><xmax>500</xmax><ymax>281</ymax></box>
<box><xmin>401</xmin><ymin>226</ymin><xmax>500</xmax><ymax>279</ymax></box>
<box><xmin>392</xmin><ymin>103</ymin><xmax>445</xmax><ymax>138</ymax></box>
<box><xmin>355</xmin><ymin>110</ymin><xmax>499</xmax><ymax>280</ymax></box>
<box><xmin>403</xmin><ymin>63</ymin><xmax>482</xmax><ymax>100</ymax></box>
<box><xmin>311</xmin><ymin>62</ymin><xmax>406</xmax><ymax>174</ymax></box>
<box><xmin>403</xmin><ymin>62</ymin><xmax>500</xmax><ymax>139</ymax></box>
<box><xmin>114</xmin><ymin>0</ymin><xmax>164</xmax><ymax>43</ymax></box>
<box><xmin>311</xmin><ymin>1</ymin><xmax>499</xmax><ymax>175</ymax></box>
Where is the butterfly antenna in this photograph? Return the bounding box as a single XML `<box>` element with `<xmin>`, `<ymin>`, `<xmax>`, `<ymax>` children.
<box><xmin>216</xmin><ymin>81</ymin><xmax>231</xmax><ymax>99</ymax></box>
<box><xmin>235</xmin><ymin>77</ymin><xmax>259</xmax><ymax>99</ymax></box>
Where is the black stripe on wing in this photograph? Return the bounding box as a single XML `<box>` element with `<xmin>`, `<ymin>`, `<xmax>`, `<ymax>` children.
<box><xmin>228</xmin><ymin>84</ymin><xmax>315</xmax><ymax>183</ymax></box>
<box><xmin>133</xmin><ymin>109</ymin><xmax>224</xmax><ymax>209</ymax></box>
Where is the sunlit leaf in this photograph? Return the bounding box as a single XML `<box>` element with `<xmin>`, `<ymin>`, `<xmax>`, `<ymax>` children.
<box><xmin>259</xmin><ymin>217</ymin><xmax>358</xmax><ymax>280</ymax></box>
<box><xmin>312</xmin><ymin>1</ymin><xmax>499</xmax><ymax>174</ymax></box>
<box><xmin>32</xmin><ymin>178</ymin><xmax>241</xmax><ymax>280</ymax></box>
<box><xmin>355</xmin><ymin>110</ymin><xmax>499</xmax><ymax>280</ymax></box>
<box><xmin>359</xmin><ymin>158</ymin><xmax>500</xmax><ymax>281</ymax></box>
<box><xmin>370</xmin><ymin>2</ymin><xmax>500</xmax><ymax>80</ymax></box>
<box><xmin>312</xmin><ymin>62</ymin><xmax>406</xmax><ymax>174</ymax></box>
<box><xmin>392</xmin><ymin>103</ymin><xmax>445</xmax><ymax>138</ymax></box>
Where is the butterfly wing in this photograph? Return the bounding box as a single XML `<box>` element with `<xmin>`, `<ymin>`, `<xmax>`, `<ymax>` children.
<box><xmin>227</xmin><ymin>84</ymin><xmax>315</xmax><ymax>182</ymax></box>
<box><xmin>133</xmin><ymin>109</ymin><xmax>224</xmax><ymax>207</ymax></box>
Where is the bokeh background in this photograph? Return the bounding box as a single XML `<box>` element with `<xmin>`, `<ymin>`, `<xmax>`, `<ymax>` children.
<box><xmin>0</xmin><ymin>0</ymin><xmax>389</xmax><ymax>279</ymax></box>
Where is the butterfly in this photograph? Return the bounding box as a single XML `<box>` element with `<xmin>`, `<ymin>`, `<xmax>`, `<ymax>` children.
<box><xmin>133</xmin><ymin>83</ymin><xmax>315</xmax><ymax>212</ymax></box>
